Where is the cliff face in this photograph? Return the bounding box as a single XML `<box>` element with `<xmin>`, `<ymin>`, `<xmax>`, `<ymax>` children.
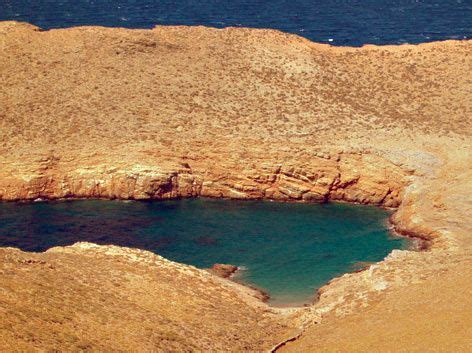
<box><xmin>0</xmin><ymin>153</ymin><xmax>407</xmax><ymax>207</ymax></box>
<box><xmin>0</xmin><ymin>21</ymin><xmax>471</xmax><ymax>351</ymax></box>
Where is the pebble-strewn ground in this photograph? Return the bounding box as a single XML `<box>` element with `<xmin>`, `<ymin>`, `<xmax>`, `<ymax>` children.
<box><xmin>0</xmin><ymin>21</ymin><xmax>471</xmax><ymax>351</ymax></box>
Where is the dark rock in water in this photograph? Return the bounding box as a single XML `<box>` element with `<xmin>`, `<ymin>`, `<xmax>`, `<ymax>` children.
<box><xmin>208</xmin><ymin>264</ymin><xmax>238</xmax><ymax>278</ymax></box>
<box><xmin>207</xmin><ymin>264</ymin><xmax>270</xmax><ymax>302</ymax></box>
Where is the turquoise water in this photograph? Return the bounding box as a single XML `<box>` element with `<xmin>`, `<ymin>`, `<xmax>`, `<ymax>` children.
<box><xmin>0</xmin><ymin>199</ymin><xmax>408</xmax><ymax>305</ymax></box>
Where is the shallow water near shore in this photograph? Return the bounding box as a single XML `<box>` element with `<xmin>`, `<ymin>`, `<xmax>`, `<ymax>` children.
<box><xmin>0</xmin><ymin>199</ymin><xmax>409</xmax><ymax>305</ymax></box>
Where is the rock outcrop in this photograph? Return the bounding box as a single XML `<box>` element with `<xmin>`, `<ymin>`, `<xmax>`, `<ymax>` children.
<box><xmin>208</xmin><ymin>263</ymin><xmax>239</xmax><ymax>278</ymax></box>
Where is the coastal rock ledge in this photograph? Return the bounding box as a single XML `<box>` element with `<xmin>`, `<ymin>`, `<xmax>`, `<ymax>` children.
<box><xmin>0</xmin><ymin>21</ymin><xmax>471</xmax><ymax>351</ymax></box>
<box><xmin>208</xmin><ymin>264</ymin><xmax>239</xmax><ymax>278</ymax></box>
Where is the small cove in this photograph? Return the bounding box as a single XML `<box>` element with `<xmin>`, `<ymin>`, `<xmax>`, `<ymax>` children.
<box><xmin>0</xmin><ymin>198</ymin><xmax>410</xmax><ymax>306</ymax></box>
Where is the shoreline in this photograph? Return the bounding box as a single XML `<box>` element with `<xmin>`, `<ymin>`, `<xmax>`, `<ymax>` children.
<box><xmin>0</xmin><ymin>192</ymin><xmax>425</xmax><ymax>309</ymax></box>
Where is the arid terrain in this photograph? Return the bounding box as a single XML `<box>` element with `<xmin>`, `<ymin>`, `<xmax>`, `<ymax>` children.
<box><xmin>0</xmin><ymin>21</ymin><xmax>471</xmax><ymax>351</ymax></box>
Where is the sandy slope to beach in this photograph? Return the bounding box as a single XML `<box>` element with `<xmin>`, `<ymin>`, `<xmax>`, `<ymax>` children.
<box><xmin>0</xmin><ymin>21</ymin><xmax>471</xmax><ymax>351</ymax></box>
<box><xmin>281</xmin><ymin>250</ymin><xmax>472</xmax><ymax>352</ymax></box>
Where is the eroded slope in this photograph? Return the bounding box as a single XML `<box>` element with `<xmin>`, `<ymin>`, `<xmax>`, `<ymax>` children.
<box><xmin>0</xmin><ymin>243</ymin><xmax>294</xmax><ymax>351</ymax></box>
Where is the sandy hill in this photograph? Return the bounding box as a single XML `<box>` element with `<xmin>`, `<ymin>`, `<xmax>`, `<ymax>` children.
<box><xmin>0</xmin><ymin>21</ymin><xmax>471</xmax><ymax>351</ymax></box>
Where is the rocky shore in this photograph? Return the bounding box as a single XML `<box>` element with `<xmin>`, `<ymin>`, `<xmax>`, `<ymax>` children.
<box><xmin>0</xmin><ymin>21</ymin><xmax>471</xmax><ymax>351</ymax></box>
<box><xmin>207</xmin><ymin>264</ymin><xmax>239</xmax><ymax>278</ymax></box>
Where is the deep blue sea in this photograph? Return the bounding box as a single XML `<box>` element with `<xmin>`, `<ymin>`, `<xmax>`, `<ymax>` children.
<box><xmin>0</xmin><ymin>199</ymin><xmax>408</xmax><ymax>305</ymax></box>
<box><xmin>0</xmin><ymin>0</ymin><xmax>470</xmax><ymax>46</ymax></box>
